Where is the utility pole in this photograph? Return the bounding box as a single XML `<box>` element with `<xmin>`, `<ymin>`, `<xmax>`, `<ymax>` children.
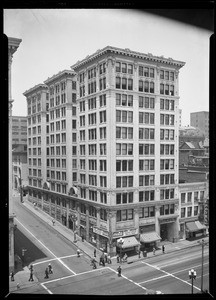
<box><xmin>198</xmin><ymin>239</ymin><xmax>208</xmax><ymax>292</ymax></box>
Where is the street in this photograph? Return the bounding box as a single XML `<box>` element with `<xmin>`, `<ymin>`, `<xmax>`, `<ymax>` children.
<box><xmin>13</xmin><ymin>197</ymin><xmax>209</xmax><ymax>294</ymax></box>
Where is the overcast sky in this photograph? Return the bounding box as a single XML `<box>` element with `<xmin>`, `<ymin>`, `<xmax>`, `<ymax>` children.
<box><xmin>4</xmin><ymin>9</ymin><xmax>212</xmax><ymax>125</ymax></box>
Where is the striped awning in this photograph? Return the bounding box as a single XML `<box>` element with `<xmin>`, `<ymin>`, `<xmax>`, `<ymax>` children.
<box><xmin>186</xmin><ymin>221</ymin><xmax>206</xmax><ymax>232</ymax></box>
<box><xmin>117</xmin><ymin>236</ymin><xmax>140</xmax><ymax>249</ymax></box>
<box><xmin>140</xmin><ymin>232</ymin><xmax>161</xmax><ymax>243</ymax></box>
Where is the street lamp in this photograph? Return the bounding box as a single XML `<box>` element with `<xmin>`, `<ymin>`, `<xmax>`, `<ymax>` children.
<box><xmin>189</xmin><ymin>269</ymin><xmax>196</xmax><ymax>294</ymax></box>
<box><xmin>118</xmin><ymin>237</ymin><xmax>124</xmax><ymax>263</ymax></box>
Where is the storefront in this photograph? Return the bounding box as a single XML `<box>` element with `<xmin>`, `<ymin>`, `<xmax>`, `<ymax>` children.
<box><xmin>140</xmin><ymin>231</ymin><xmax>161</xmax><ymax>250</ymax></box>
<box><xmin>186</xmin><ymin>221</ymin><xmax>207</xmax><ymax>239</ymax></box>
<box><xmin>93</xmin><ymin>227</ymin><xmax>109</xmax><ymax>252</ymax></box>
<box><xmin>158</xmin><ymin>216</ymin><xmax>178</xmax><ymax>242</ymax></box>
<box><xmin>116</xmin><ymin>236</ymin><xmax>140</xmax><ymax>255</ymax></box>
<box><xmin>68</xmin><ymin>213</ymin><xmax>77</xmax><ymax>231</ymax></box>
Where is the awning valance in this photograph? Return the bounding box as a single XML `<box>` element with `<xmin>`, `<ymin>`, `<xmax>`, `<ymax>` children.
<box><xmin>140</xmin><ymin>232</ymin><xmax>161</xmax><ymax>243</ymax></box>
<box><xmin>186</xmin><ymin>221</ymin><xmax>206</xmax><ymax>232</ymax></box>
<box><xmin>117</xmin><ymin>236</ymin><xmax>140</xmax><ymax>249</ymax></box>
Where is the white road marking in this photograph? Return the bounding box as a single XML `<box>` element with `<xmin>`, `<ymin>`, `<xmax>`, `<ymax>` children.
<box><xmin>42</xmin><ymin>267</ymin><xmax>109</xmax><ymax>285</ymax></box>
<box><xmin>155</xmin><ymin>251</ymin><xmax>209</xmax><ymax>268</ymax></box>
<box><xmin>138</xmin><ymin>262</ymin><xmax>209</xmax><ymax>285</ymax></box>
<box><xmin>141</xmin><ymin>261</ymin><xmax>201</xmax><ymax>291</ymax></box>
<box><xmin>40</xmin><ymin>283</ymin><xmax>53</xmax><ymax>294</ymax></box>
<box><xmin>33</xmin><ymin>254</ymin><xmax>82</xmax><ymax>266</ymax></box>
<box><xmin>16</xmin><ymin>218</ymin><xmax>77</xmax><ymax>275</ymax></box>
<box><xmin>107</xmin><ymin>266</ymin><xmax>147</xmax><ymax>292</ymax></box>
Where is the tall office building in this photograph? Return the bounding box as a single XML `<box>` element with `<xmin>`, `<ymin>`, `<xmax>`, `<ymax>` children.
<box><xmin>24</xmin><ymin>46</ymin><xmax>185</xmax><ymax>255</ymax></box>
<box><xmin>190</xmin><ymin>111</ymin><xmax>209</xmax><ymax>138</ymax></box>
<box><xmin>11</xmin><ymin>116</ymin><xmax>27</xmax><ymax>146</ymax></box>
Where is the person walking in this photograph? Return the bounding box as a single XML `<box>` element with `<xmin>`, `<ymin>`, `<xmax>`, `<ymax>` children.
<box><xmin>138</xmin><ymin>249</ymin><xmax>141</xmax><ymax>258</ymax></box>
<box><xmin>48</xmin><ymin>263</ymin><xmax>53</xmax><ymax>274</ymax></box>
<box><xmin>77</xmin><ymin>248</ymin><xmax>81</xmax><ymax>257</ymax></box>
<box><xmin>44</xmin><ymin>268</ymin><xmax>49</xmax><ymax>279</ymax></box>
<box><xmin>94</xmin><ymin>249</ymin><xmax>96</xmax><ymax>257</ymax></box>
<box><xmin>162</xmin><ymin>245</ymin><xmax>165</xmax><ymax>254</ymax></box>
<box><xmin>153</xmin><ymin>247</ymin><xmax>156</xmax><ymax>255</ymax></box>
<box><xmin>28</xmin><ymin>269</ymin><xmax>34</xmax><ymax>281</ymax></box>
<box><xmin>11</xmin><ymin>271</ymin><xmax>14</xmax><ymax>281</ymax></box>
<box><xmin>107</xmin><ymin>254</ymin><xmax>111</xmax><ymax>264</ymax></box>
<box><xmin>117</xmin><ymin>265</ymin><xmax>122</xmax><ymax>277</ymax></box>
<box><xmin>52</xmin><ymin>219</ymin><xmax>55</xmax><ymax>226</ymax></box>
<box><xmin>117</xmin><ymin>253</ymin><xmax>120</xmax><ymax>263</ymax></box>
<box><xmin>104</xmin><ymin>252</ymin><xmax>108</xmax><ymax>263</ymax></box>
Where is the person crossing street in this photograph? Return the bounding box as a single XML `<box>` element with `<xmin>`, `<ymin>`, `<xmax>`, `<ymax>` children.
<box><xmin>48</xmin><ymin>263</ymin><xmax>53</xmax><ymax>274</ymax></box>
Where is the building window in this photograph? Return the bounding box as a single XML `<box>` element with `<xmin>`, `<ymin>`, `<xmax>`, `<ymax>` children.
<box><xmin>116</xmin><ymin>209</ymin><xmax>133</xmax><ymax>222</ymax></box>
<box><xmin>187</xmin><ymin>207</ymin><xmax>192</xmax><ymax>217</ymax></box>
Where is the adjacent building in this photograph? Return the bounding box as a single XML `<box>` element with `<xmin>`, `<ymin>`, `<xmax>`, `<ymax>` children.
<box><xmin>190</xmin><ymin>111</ymin><xmax>209</xmax><ymax>138</ymax></box>
<box><xmin>24</xmin><ymin>46</ymin><xmax>186</xmax><ymax>255</ymax></box>
<box><xmin>11</xmin><ymin>116</ymin><xmax>27</xmax><ymax>146</ymax></box>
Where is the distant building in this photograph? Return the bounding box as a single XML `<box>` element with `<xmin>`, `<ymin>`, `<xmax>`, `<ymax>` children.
<box><xmin>179</xmin><ymin>141</ymin><xmax>207</xmax><ymax>167</ymax></box>
<box><xmin>11</xmin><ymin>116</ymin><xmax>27</xmax><ymax>146</ymax></box>
<box><xmin>190</xmin><ymin>111</ymin><xmax>209</xmax><ymax>138</ymax></box>
<box><xmin>12</xmin><ymin>144</ymin><xmax>28</xmax><ymax>191</ymax></box>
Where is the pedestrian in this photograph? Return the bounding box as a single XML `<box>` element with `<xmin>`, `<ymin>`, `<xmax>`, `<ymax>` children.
<box><xmin>102</xmin><ymin>258</ymin><xmax>105</xmax><ymax>267</ymax></box>
<box><xmin>117</xmin><ymin>254</ymin><xmax>120</xmax><ymax>263</ymax></box>
<box><xmin>44</xmin><ymin>268</ymin><xmax>49</xmax><ymax>279</ymax></box>
<box><xmin>94</xmin><ymin>249</ymin><xmax>96</xmax><ymax>257</ymax></box>
<box><xmin>138</xmin><ymin>249</ymin><xmax>141</xmax><ymax>258</ymax></box>
<box><xmin>162</xmin><ymin>245</ymin><xmax>165</xmax><ymax>254</ymax></box>
<box><xmin>82</xmin><ymin>235</ymin><xmax>84</xmax><ymax>242</ymax></box>
<box><xmin>52</xmin><ymin>219</ymin><xmax>55</xmax><ymax>226</ymax></box>
<box><xmin>117</xmin><ymin>265</ymin><xmax>122</xmax><ymax>277</ymax></box>
<box><xmin>107</xmin><ymin>254</ymin><xmax>111</xmax><ymax>264</ymax></box>
<box><xmin>28</xmin><ymin>269</ymin><xmax>34</xmax><ymax>281</ymax></box>
<box><xmin>48</xmin><ymin>263</ymin><xmax>53</xmax><ymax>274</ymax></box>
<box><xmin>153</xmin><ymin>247</ymin><xmax>156</xmax><ymax>255</ymax></box>
<box><xmin>11</xmin><ymin>271</ymin><xmax>14</xmax><ymax>281</ymax></box>
<box><xmin>104</xmin><ymin>252</ymin><xmax>108</xmax><ymax>263</ymax></box>
<box><xmin>77</xmin><ymin>248</ymin><xmax>81</xmax><ymax>257</ymax></box>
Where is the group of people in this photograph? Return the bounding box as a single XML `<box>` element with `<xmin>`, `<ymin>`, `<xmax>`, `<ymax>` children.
<box><xmin>44</xmin><ymin>263</ymin><xmax>53</xmax><ymax>279</ymax></box>
<box><xmin>116</xmin><ymin>253</ymin><xmax>127</xmax><ymax>263</ymax></box>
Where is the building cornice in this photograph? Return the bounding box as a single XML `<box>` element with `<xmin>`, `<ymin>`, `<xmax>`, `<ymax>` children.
<box><xmin>23</xmin><ymin>84</ymin><xmax>48</xmax><ymax>97</ymax></box>
<box><xmin>44</xmin><ymin>70</ymin><xmax>76</xmax><ymax>85</ymax></box>
<box><xmin>71</xmin><ymin>46</ymin><xmax>186</xmax><ymax>71</ymax></box>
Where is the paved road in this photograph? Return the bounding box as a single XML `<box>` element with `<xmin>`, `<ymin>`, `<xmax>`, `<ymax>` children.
<box><xmin>13</xmin><ymin>197</ymin><xmax>209</xmax><ymax>295</ymax></box>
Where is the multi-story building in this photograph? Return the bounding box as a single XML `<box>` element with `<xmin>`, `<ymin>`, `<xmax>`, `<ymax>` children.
<box><xmin>190</xmin><ymin>111</ymin><xmax>209</xmax><ymax>138</ymax></box>
<box><xmin>24</xmin><ymin>46</ymin><xmax>185</xmax><ymax>255</ymax></box>
<box><xmin>11</xmin><ymin>116</ymin><xmax>27</xmax><ymax>146</ymax></box>
<box><xmin>12</xmin><ymin>144</ymin><xmax>28</xmax><ymax>191</ymax></box>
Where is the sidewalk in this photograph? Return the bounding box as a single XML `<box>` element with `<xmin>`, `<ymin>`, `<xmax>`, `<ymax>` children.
<box><xmin>9</xmin><ymin>266</ymin><xmax>39</xmax><ymax>294</ymax></box>
<box><xmin>19</xmin><ymin>199</ymin><xmax>209</xmax><ymax>267</ymax></box>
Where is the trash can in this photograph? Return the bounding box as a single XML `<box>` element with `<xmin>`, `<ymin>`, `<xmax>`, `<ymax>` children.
<box><xmin>143</xmin><ymin>250</ymin><xmax>147</xmax><ymax>257</ymax></box>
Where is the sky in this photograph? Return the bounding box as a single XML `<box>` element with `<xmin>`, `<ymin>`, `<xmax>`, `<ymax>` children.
<box><xmin>4</xmin><ymin>9</ymin><xmax>212</xmax><ymax>126</ymax></box>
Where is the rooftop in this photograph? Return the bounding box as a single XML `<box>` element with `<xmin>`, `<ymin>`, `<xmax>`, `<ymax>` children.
<box><xmin>44</xmin><ymin>69</ymin><xmax>76</xmax><ymax>84</ymax></box>
<box><xmin>71</xmin><ymin>45</ymin><xmax>186</xmax><ymax>70</ymax></box>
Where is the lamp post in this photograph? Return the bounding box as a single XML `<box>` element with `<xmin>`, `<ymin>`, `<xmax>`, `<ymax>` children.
<box><xmin>118</xmin><ymin>237</ymin><xmax>124</xmax><ymax>263</ymax></box>
<box><xmin>189</xmin><ymin>269</ymin><xmax>196</xmax><ymax>294</ymax></box>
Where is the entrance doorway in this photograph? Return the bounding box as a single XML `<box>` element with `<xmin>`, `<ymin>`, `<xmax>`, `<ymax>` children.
<box><xmin>160</xmin><ymin>224</ymin><xmax>168</xmax><ymax>241</ymax></box>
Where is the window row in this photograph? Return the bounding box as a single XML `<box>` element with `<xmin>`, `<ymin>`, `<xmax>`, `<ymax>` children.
<box><xmin>139</xmin><ymin>175</ymin><xmax>155</xmax><ymax>186</ymax></box>
<box><xmin>139</xmin><ymin>159</ymin><xmax>155</xmax><ymax>171</ymax></box>
<box><xmin>139</xmin><ymin>190</ymin><xmax>155</xmax><ymax>202</ymax></box>
<box><xmin>160</xmin><ymin>204</ymin><xmax>175</xmax><ymax>215</ymax></box>
<box><xmin>28</xmin><ymin>168</ymin><xmax>42</xmax><ymax>177</ymax></box>
<box><xmin>116</xmin><ymin>127</ymin><xmax>133</xmax><ymax>139</ymax></box>
<box><xmin>116</xmin><ymin>110</ymin><xmax>133</xmax><ymax>123</ymax></box>
<box><xmin>160</xmin><ymin>70</ymin><xmax>174</xmax><ymax>81</ymax></box>
<box><xmin>160</xmin><ymin>188</ymin><xmax>175</xmax><ymax>200</ymax></box>
<box><xmin>48</xmin><ymin>145</ymin><xmax>67</xmax><ymax>156</ymax></box>
<box><xmin>79</xmin><ymin>143</ymin><xmax>107</xmax><ymax>156</ymax></box>
<box><xmin>139</xmin><ymin>206</ymin><xmax>155</xmax><ymax>218</ymax></box>
<box><xmin>116</xmin><ymin>192</ymin><xmax>133</xmax><ymax>204</ymax></box>
<box><xmin>116</xmin><ymin>209</ymin><xmax>134</xmax><ymax>221</ymax></box>
<box><xmin>181</xmin><ymin>206</ymin><xmax>198</xmax><ymax>218</ymax></box>
<box><xmin>160</xmin><ymin>129</ymin><xmax>175</xmax><ymax>140</ymax></box>
<box><xmin>116</xmin><ymin>176</ymin><xmax>133</xmax><ymax>188</ymax></box>
<box><xmin>139</xmin><ymin>143</ymin><xmax>155</xmax><ymax>155</ymax></box>
<box><xmin>139</xmin><ymin>80</ymin><xmax>154</xmax><ymax>93</ymax></box>
<box><xmin>160</xmin><ymin>144</ymin><xmax>175</xmax><ymax>155</ymax></box>
<box><xmin>50</xmin><ymin>120</ymin><xmax>66</xmax><ymax>132</ymax></box>
<box><xmin>139</xmin><ymin>112</ymin><xmax>154</xmax><ymax>125</ymax></box>
<box><xmin>160</xmin><ymin>174</ymin><xmax>175</xmax><ymax>185</ymax></box>
<box><xmin>160</xmin><ymin>99</ymin><xmax>174</xmax><ymax>111</ymax></box>
<box><xmin>139</xmin><ymin>128</ymin><xmax>155</xmax><ymax>140</ymax></box>
<box><xmin>160</xmin><ymin>114</ymin><xmax>175</xmax><ymax>126</ymax></box>
<box><xmin>160</xmin><ymin>84</ymin><xmax>174</xmax><ymax>96</ymax></box>
<box><xmin>116</xmin><ymin>93</ymin><xmax>133</xmax><ymax>107</ymax></box>
<box><xmin>47</xmin><ymin>158</ymin><xmax>67</xmax><ymax>168</ymax></box>
<box><xmin>116</xmin><ymin>77</ymin><xmax>133</xmax><ymax>90</ymax></box>
<box><xmin>50</xmin><ymin>107</ymin><xmax>66</xmax><ymax>119</ymax></box>
<box><xmin>116</xmin><ymin>143</ymin><xmax>133</xmax><ymax>155</ymax></box>
<box><xmin>139</xmin><ymin>66</ymin><xmax>155</xmax><ymax>78</ymax></box>
<box><xmin>116</xmin><ymin>160</ymin><xmax>133</xmax><ymax>171</ymax></box>
<box><xmin>139</xmin><ymin>96</ymin><xmax>155</xmax><ymax>109</ymax></box>
<box><xmin>116</xmin><ymin>62</ymin><xmax>133</xmax><ymax>74</ymax></box>
<box><xmin>160</xmin><ymin>159</ymin><xmax>175</xmax><ymax>170</ymax></box>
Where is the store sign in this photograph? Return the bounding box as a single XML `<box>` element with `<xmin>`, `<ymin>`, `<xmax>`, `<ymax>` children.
<box><xmin>93</xmin><ymin>227</ymin><xmax>109</xmax><ymax>238</ymax></box>
<box><xmin>113</xmin><ymin>228</ymin><xmax>138</xmax><ymax>238</ymax></box>
<box><xmin>159</xmin><ymin>218</ymin><xmax>176</xmax><ymax>224</ymax></box>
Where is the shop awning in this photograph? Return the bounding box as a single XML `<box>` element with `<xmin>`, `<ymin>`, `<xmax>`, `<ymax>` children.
<box><xmin>186</xmin><ymin>221</ymin><xmax>206</xmax><ymax>232</ymax></box>
<box><xmin>117</xmin><ymin>236</ymin><xmax>140</xmax><ymax>249</ymax></box>
<box><xmin>140</xmin><ymin>232</ymin><xmax>161</xmax><ymax>243</ymax></box>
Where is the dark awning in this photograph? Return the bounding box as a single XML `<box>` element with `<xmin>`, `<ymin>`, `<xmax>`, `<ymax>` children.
<box><xmin>186</xmin><ymin>221</ymin><xmax>206</xmax><ymax>232</ymax></box>
<box><xmin>117</xmin><ymin>236</ymin><xmax>140</xmax><ymax>249</ymax></box>
<box><xmin>140</xmin><ymin>232</ymin><xmax>161</xmax><ymax>243</ymax></box>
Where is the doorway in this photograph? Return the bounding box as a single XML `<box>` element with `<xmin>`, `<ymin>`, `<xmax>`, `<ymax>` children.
<box><xmin>160</xmin><ymin>224</ymin><xmax>168</xmax><ymax>241</ymax></box>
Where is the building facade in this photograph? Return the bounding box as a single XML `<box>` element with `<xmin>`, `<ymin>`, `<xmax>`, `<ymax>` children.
<box><xmin>190</xmin><ymin>111</ymin><xmax>209</xmax><ymax>138</ymax></box>
<box><xmin>24</xmin><ymin>46</ymin><xmax>185</xmax><ymax>255</ymax></box>
<box><xmin>11</xmin><ymin>116</ymin><xmax>27</xmax><ymax>145</ymax></box>
<box><xmin>8</xmin><ymin>37</ymin><xmax>22</xmax><ymax>273</ymax></box>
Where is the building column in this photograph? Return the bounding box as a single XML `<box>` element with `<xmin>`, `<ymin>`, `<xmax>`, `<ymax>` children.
<box><xmin>76</xmin><ymin>202</ymin><xmax>81</xmax><ymax>236</ymax></box>
<box><xmin>85</xmin><ymin>204</ymin><xmax>89</xmax><ymax>241</ymax></box>
<box><xmin>155</xmin><ymin>205</ymin><xmax>161</xmax><ymax>235</ymax></box>
<box><xmin>66</xmin><ymin>199</ymin><xmax>69</xmax><ymax>228</ymax></box>
<box><xmin>107</xmin><ymin>210</ymin><xmax>117</xmax><ymax>256</ymax></box>
<box><xmin>96</xmin><ymin>207</ymin><xmax>100</xmax><ymax>249</ymax></box>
